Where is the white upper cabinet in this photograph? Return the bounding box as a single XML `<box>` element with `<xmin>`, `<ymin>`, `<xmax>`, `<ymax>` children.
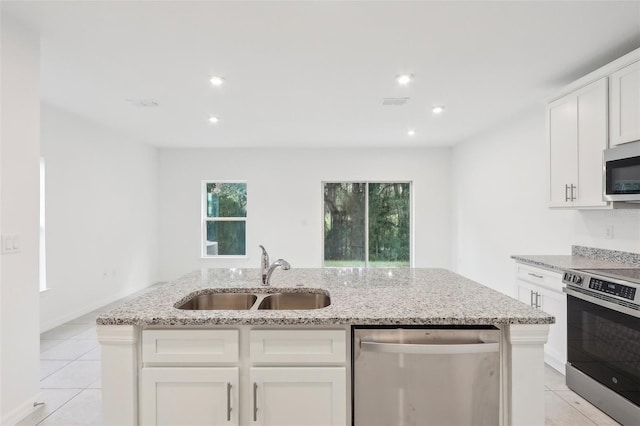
<box><xmin>548</xmin><ymin>77</ymin><xmax>608</xmax><ymax>208</ymax></box>
<box><xmin>610</xmin><ymin>60</ymin><xmax>640</xmax><ymax>146</ymax></box>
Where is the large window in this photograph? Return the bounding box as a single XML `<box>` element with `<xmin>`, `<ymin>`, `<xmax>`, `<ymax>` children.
<box><xmin>323</xmin><ymin>182</ymin><xmax>411</xmax><ymax>267</ymax></box>
<box><xmin>202</xmin><ymin>182</ymin><xmax>247</xmax><ymax>257</ymax></box>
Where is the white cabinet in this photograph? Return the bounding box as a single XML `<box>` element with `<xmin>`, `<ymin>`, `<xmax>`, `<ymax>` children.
<box><xmin>610</xmin><ymin>60</ymin><xmax>640</xmax><ymax>146</ymax></box>
<box><xmin>139</xmin><ymin>328</ymin><xmax>348</xmax><ymax>426</ymax></box>
<box><xmin>515</xmin><ymin>263</ymin><xmax>566</xmax><ymax>373</ymax></box>
<box><xmin>548</xmin><ymin>77</ymin><xmax>608</xmax><ymax>208</ymax></box>
<box><xmin>250</xmin><ymin>367</ymin><xmax>346</xmax><ymax>426</ymax></box>
<box><xmin>140</xmin><ymin>367</ymin><xmax>239</xmax><ymax>426</ymax></box>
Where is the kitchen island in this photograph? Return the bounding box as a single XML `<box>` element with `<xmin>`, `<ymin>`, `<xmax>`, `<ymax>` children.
<box><xmin>97</xmin><ymin>268</ymin><xmax>553</xmax><ymax>426</ymax></box>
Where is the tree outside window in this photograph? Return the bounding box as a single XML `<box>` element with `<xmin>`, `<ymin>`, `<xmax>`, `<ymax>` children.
<box><xmin>202</xmin><ymin>182</ymin><xmax>247</xmax><ymax>256</ymax></box>
<box><xmin>323</xmin><ymin>182</ymin><xmax>411</xmax><ymax>267</ymax></box>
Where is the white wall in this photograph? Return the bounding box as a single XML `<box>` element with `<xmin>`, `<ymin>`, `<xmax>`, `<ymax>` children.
<box><xmin>159</xmin><ymin>147</ymin><xmax>452</xmax><ymax>280</ymax></box>
<box><xmin>0</xmin><ymin>14</ymin><xmax>42</xmax><ymax>424</ymax></box>
<box><xmin>40</xmin><ymin>103</ymin><xmax>160</xmax><ymax>331</ymax></box>
<box><xmin>452</xmin><ymin>106</ymin><xmax>640</xmax><ymax>296</ymax></box>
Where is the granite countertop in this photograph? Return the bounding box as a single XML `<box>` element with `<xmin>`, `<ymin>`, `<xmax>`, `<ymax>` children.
<box><xmin>510</xmin><ymin>255</ymin><xmax>639</xmax><ymax>272</ymax></box>
<box><xmin>512</xmin><ymin>246</ymin><xmax>640</xmax><ymax>272</ymax></box>
<box><xmin>97</xmin><ymin>268</ymin><xmax>553</xmax><ymax>326</ymax></box>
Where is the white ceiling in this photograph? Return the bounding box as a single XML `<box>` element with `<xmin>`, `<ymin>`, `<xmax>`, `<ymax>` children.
<box><xmin>4</xmin><ymin>1</ymin><xmax>640</xmax><ymax>148</ymax></box>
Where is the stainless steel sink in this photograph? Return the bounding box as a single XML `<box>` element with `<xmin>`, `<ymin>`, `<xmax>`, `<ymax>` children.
<box><xmin>177</xmin><ymin>293</ymin><xmax>257</xmax><ymax>310</ymax></box>
<box><xmin>257</xmin><ymin>292</ymin><xmax>331</xmax><ymax>310</ymax></box>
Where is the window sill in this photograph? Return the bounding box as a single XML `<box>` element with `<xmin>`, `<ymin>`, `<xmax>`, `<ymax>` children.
<box><xmin>200</xmin><ymin>256</ymin><xmax>249</xmax><ymax>260</ymax></box>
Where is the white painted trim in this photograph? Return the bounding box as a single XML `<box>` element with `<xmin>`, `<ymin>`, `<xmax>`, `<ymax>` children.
<box><xmin>1</xmin><ymin>391</ymin><xmax>43</xmax><ymax>426</ymax></box>
<box><xmin>506</xmin><ymin>323</ymin><xmax>550</xmax><ymax>344</ymax></box>
<box><xmin>506</xmin><ymin>324</ymin><xmax>549</xmax><ymax>426</ymax></box>
<box><xmin>545</xmin><ymin>47</ymin><xmax>640</xmax><ymax>103</ymax></box>
<box><xmin>97</xmin><ymin>325</ymin><xmax>138</xmax><ymax>344</ymax></box>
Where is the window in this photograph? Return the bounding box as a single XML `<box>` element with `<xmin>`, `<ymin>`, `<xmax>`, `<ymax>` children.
<box><xmin>323</xmin><ymin>182</ymin><xmax>411</xmax><ymax>267</ymax></box>
<box><xmin>202</xmin><ymin>182</ymin><xmax>247</xmax><ymax>257</ymax></box>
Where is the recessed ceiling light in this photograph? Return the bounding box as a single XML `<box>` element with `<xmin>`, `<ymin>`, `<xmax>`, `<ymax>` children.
<box><xmin>432</xmin><ymin>106</ymin><xmax>446</xmax><ymax>114</ymax></box>
<box><xmin>208</xmin><ymin>116</ymin><xmax>220</xmax><ymax>124</ymax></box>
<box><xmin>407</xmin><ymin>129</ymin><xmax>416</xmax><ymax>136</ymax></box>
<box><xmin>210</xmin><ymin>76</ymin><xmax>225</xmax><ymax>86</ymax></box>
<box><xmin>396</xmin><ymin>74</ymin><xmax>414</xmax><ymax>85</ymax></box>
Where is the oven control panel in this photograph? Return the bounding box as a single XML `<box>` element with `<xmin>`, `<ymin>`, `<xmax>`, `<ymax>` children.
<box><xmin>588</xmin><ymin>279</ymin><xmax>637</xmax><ymax>301</ymax></box>
<box><xmin>563</xmin><ymin>272</ymin><xmax>638</xmax><ymax>302</ymax></box>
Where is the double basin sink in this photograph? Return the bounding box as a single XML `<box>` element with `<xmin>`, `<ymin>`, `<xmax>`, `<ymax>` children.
<box><xmin>176</xmin><ymin>290</ymin><xmax>330</xmax><ymax>311</ymax></box>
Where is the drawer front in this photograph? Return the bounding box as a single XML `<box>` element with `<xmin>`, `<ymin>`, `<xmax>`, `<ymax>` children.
<box><xmin>142</xmin><ymin>329</ymin><xmax>239</xmax><ymax>365</ymax></box>
<box><xmin>516</xmin><ymin>264</ymin><xmax>564</xmax><ymax>293</ymax></box>
<box><xmin>250</xmin><ymin>330</ymin><xmax>346</xmax><ymax>364</ymax></box>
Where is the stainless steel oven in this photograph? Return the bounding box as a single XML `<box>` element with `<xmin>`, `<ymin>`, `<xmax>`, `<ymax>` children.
<box><xmin>604</xmin><ymin>141</ymin><xmax>640</xmax><ymax>202</ymax></box>
<box><xmin>563</xmin><ymin>269</ymin><xmax>640</xmax><ymax>425</ymax></box>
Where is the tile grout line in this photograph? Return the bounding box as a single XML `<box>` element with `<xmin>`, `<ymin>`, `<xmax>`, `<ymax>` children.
<box><xmin>34</xmin><ymin>389</ymin><xmax>84</xmax><ymax>426</ymax></box>
<box><xmin>550</xmin><ymin>388</ymin><xmax>599</xmax><ymax>426</ymax></box>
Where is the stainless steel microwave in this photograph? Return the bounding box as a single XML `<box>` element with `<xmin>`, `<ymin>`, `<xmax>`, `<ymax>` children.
<box><xmin>604</xmin><ymin>140</ymin><xmax>640</xmax><ymax>202</ymax></box>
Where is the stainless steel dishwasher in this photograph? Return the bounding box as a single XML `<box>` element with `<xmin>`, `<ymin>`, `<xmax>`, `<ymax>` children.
<box><xmin>353</xmin><ymin>326</ymin><xmax>500</xmax><ymax>426</ymax></box>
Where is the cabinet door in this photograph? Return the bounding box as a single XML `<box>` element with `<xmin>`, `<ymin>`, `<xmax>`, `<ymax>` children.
<box><xmin>516</xmin><ymin>280</ymin><xmax>536</xmax><ymax>307</ymax></box>
<box><xmin>537</xmin><ymin>288</ymin><xmax>567</xmax><ymax>373</ymax></box>
<box><xmin>548</xmin><ymin>95</ymin><xmax>578</xmax><ymax>207</ymax></box>
<box><xmin>250</xmin><ymin>367</ymin><xmax>347</xmax><ymax>426</ymax></box>
<box><xmin>140</xmin><ymin>367</ymin><xmax>239</xmax><ymax>426</ymax></box>
<box><xmin>610</xmin><ymin>61</ymin><xmax>640</xmax><ymax>146</ymax></box>
<box><xmin>575</xmin><ymin>77</ymin><xmax>608</xmax><ymax>207</ymax></box>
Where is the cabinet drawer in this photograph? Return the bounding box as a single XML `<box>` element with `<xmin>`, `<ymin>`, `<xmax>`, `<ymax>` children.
<box><xmin>516</xmin><ymin>264</ymin><xmax>564</xmax><ymax>293</ymax></box>
<box><xmin>250</xmin><ymin>330</ymin><xmax>346</xmax><ymax>364</ymax></box>
<box><xmin>142</xmin><ymin>329</ymin><xmax>239</xmax><ymax>365</ymax></box>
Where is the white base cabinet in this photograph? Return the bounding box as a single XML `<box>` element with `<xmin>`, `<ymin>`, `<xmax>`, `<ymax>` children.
<box><xmin>515</xmin><ymin>263</ymin><xmax>566</xmax><ymax>373</ymax></box>
<box><xmin>138</xmin><ymin>328</ymin><xmax>348</xmax><ymax>426</ymax></box>
<box><xmin>250</xmin><ymin>367</ymin><xmax>346</xmax><ymax>426</ymax></box>
<box><xmin>140</xmin><ymin>367</ymin><xmax>239</xmax><ymax>426</ymax></box>
<box><xmin>98</xmin><ymin>323</ymin><xmax>550</xmax><ymax>426</ymax></box>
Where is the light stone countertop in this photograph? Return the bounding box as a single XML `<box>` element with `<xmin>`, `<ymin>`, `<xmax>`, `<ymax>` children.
<box><xmin>97</xmin><ymin>268</ymin><xmax>553</xmax><ymax>326</ymax></box>
<box><xmin>511</xmin><ymin>254</ymin><xmax>639</xmax><ymax>273</ymax></box>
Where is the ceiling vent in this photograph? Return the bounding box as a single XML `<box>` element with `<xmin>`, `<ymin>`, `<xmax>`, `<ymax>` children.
<box><xmin>382</xmin><ymin>97</ymin><xmax>410</xmax><ymax>106</ymax></box>
<box><xmin>126</xmin><ymin>99</ymin><xmax>159</xmax><ymax>108</ymax></box>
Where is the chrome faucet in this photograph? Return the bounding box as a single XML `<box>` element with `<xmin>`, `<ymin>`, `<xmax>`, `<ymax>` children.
<box><xmin>259</xmin><ymin>245</ymin><xmax>290</xmax><ymax>286</ymax></box>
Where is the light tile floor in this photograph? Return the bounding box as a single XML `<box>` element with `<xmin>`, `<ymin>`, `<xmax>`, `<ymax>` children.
<box><xmin>17</xmin><ymin>286</ymin><xmax>621</xmax><ymax>425</ymax></box>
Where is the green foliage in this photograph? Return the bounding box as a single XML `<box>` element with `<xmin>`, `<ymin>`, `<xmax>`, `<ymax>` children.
<box><xmin>323</xmin><ymin>182</ymin><xmax>410</xmax><ymax>266</ymax></box>
<box><xmin>206</xmin><ymin>183</ymin><xmax>247</xmax><ymax>255</ymax></box>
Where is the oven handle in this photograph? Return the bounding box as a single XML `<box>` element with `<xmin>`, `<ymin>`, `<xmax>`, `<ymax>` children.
<box><xmin>360</xmin><ymin>341</ymin><xmax>499</xmax><ymax>355</ymax></box>
<box><xmin>564</xmin><ymin>287</ymin><xmax>640</xmax><ymax>319</ymax></box>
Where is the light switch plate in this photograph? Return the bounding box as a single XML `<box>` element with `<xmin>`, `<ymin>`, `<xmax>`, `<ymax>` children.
<box><xmin>1</xmin><ymin>235</ymin><xmax>21</xmax><ymax>254</ymax></box>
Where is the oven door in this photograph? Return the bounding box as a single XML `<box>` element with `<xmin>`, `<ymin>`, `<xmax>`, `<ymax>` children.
<box><xmin>604</xmin><ymin>141</ymin><xmax>640</xmax><ymax>201</ymax></box>
<box><xmin>566</xmin><ymin>291</ymin><xmax>640</xmax><ymax>406</ymax></box>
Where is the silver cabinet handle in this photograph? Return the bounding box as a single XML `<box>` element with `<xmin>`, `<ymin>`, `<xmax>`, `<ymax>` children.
<box><xmin>360</xmin><ymin>340</ymin><xmax>499</xmax><ymax>355</ymax></box>
<box><xmin>536</xmin><ymin>292</ymin><xmax>542</xmax><ymax>309</ymax></box>
<box><xmin>571</xmin><ymin>184</ymin><xmax>577</xmax><ymax>201</ymax></box>
<box><xmin>253</xmin><ymin>382</ymin><xmax>258</xmax><ymax>422</ymax></box>
<box><xmin>528</xmin><ymin>273</ymin><xmax>543</xmax><ymax>279</ymax></box>
<box><xmin>226</xmin><ymin>382</ymin><xmax>232</xmax><ymax>422</ymax></box>
<box><xmin>530</xmin><ymin>290</ymin><xmax>535</xmax><ymax>307</ymax></box>
<box><xmin>565</xmin><ymin>184</ymin><xmax>570</xmax><ymax>202</ymax></box>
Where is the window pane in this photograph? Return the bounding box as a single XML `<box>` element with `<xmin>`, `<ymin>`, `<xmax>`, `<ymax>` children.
<box><xmin>368</xmin><ymin>183</ymin><xmax>410</xmax><ymax>267</ymax></box>
<box><xmin>206</xmin><ymin>221</ymin><xmax>246</xmax><ymax>255</ymax></box>
<box><xmin>206</xmin><ymin>183</ymin><xmax>247</xmax><ymax>218</ymax></box>
<box><xmin>323</xmin><ymin>183</ymin><xmax>366</xmax><ymax>266</ymax></box>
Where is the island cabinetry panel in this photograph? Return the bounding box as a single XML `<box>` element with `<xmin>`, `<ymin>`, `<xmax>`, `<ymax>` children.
<box><xmin>140</xmin><ymin>367</ymin><xmax>239</xmax><ymax>426</ymax></box>
<box><xmin>138</xmin><ymin>327</ymin><xmax>348</xmax><ymax>426</ymax></box>
<box><xmin>249</xmin><ymin>367</ymin><xmax>346</xmax><ymax>426</ymax></box>
<box><xmin>515</xmin><ymin>263</ymin><xmax>566</xmax><ymax>373</ymax></box>
<box><xmin>547</xmin><ymin>77</ymin><xmax>608</xmax><ymax>208</ymax></box>
<box><xmin>610</xmin><ymin>60</ymin><xmax>640</xmax><ymax>146</ymax></box>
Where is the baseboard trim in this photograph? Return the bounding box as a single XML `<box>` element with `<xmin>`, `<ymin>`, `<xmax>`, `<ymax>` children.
<box><xmin>1</xmin><ymin>391</ymin><xmax>42</xmax><ymax>426</ymax></box>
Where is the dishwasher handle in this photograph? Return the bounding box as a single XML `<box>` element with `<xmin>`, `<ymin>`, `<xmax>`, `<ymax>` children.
<box><xmin>360</xmin><ymin>340</ymin><xmax>499</xmax><ymax>355</ymax></box>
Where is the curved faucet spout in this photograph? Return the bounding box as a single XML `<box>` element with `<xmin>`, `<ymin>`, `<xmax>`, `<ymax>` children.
<box><xmin>264</xmin><ymin>259</ymin><xmax>291</xmax><ymax>286</ymax></box>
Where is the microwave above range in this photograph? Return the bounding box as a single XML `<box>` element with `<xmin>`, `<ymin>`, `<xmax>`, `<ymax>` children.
<box><xmin>604</xmin><ymin>140</ymin><xmax>640</xmax><ymax>202</ymax></box>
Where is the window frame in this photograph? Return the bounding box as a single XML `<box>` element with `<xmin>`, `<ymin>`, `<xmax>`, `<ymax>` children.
<box><xmin>321</xmin><ymin>180</ymin><xmax>413</xmax><ymax>268</ymax></box>
<box><xmin>200</xmin><ymin>180</ymin><xmax>248</xmax><ymax>258</ymax></box>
